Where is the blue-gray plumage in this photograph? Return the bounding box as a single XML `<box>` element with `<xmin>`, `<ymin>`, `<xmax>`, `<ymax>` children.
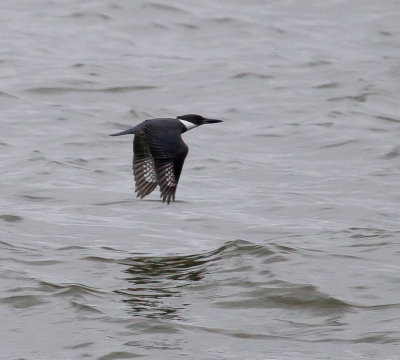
<box><xmin>110</xmin><ymin>114</ymin><xmax>223</xmax><ymax>204</ymax></box>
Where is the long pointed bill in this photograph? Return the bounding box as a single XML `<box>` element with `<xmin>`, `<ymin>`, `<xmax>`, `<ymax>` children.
<box><xmin>203</xmin><ymin>118</ymin><xmax>223</xmax><ymax>124</ymax></box>
<box><xmin>109</xmin><ymin>127</ymin><xmax>136</xmax><ymax>136</ymax></box>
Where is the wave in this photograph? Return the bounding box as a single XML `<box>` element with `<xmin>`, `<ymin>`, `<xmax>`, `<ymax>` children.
<box><xmin>26</xmin><ymin>85</ymin><xmax>157</xmax><ymax>95</ymax></box>
<box><xmin>114</xmin><ymin>240</ymin><xmax>352</xmax><ymax>319</ymax></box>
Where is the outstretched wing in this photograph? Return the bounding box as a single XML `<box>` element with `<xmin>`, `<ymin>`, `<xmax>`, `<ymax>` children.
<box><xmin>133</xmin><ymin>133</ymin><xmax>158</xmax><ymax>198</ymax></box>
<box><xmin>144</xmin><ymin>122</ymin><xmax>188</xmax><ymax>204</ymax></box>
<box><xmin>154</xmin><ymin>157</ymin><xmax>187</xmax><ymax>204</ymax></box>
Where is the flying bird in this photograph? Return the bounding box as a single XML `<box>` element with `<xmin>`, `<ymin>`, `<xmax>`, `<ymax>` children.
<box><xmin>110</xmin><ymin>114</ymin><xmax>223</xmax><ymax>204</ymax></box>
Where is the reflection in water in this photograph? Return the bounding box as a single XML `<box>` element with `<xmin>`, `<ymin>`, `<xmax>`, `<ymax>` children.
<box><xmin>115</xmin><ymin>240</ymin><xmax>354</xmax><ymax>321</ymax></box>
<box><xmin>115</xmin><ymin>240</ymin><xmax>282</xmax><ymax>320</ymax></box>
<box><xmin>116</xmin><ymin>249</ymin><xmax>217</xmax><ymax>319</ymax></box>
<box><xmin>115</xmin><ymin>241</ymin><xmax>262</xmax><ymax>319</ymax></box>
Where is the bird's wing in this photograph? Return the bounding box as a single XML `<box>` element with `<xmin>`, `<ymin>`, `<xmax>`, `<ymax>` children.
<box><xmin>133</xmin><ymin>133</ymin><xmax>158</xmax><ymax>198</ymax></box>
<box><xmin>144</xmin><ymin>123</ymin><xmax>188</xmax><ymax>204</ymax></box>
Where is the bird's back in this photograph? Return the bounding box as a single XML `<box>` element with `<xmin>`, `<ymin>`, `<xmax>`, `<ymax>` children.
<box><xmin>141</xmin><ymin>118</ymin><xmax>187</xmax><ymax>157</ymax></box>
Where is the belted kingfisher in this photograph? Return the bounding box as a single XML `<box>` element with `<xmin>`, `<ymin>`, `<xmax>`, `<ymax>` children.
<box><xmin>110</xmin><ymin>114</ymin><xmax>223</xmax><ymax>204</ymax></box>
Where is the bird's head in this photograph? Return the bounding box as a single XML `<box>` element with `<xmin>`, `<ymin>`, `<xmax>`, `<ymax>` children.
<box><xmin>177</xmin><ymin>114</ymin><xmax>223</xmax><ymax>131</ymax></box>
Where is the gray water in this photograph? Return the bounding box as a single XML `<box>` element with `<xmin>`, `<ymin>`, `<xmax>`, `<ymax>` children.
<box><xmin>1</xmin><ymin>0</ymin><xmax>400</xmax><ymax>359</ymax></box>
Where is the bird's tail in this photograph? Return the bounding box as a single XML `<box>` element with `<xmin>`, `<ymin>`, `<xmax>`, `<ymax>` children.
<box><xmin>109</xmin><ymin>126</ymin><xmax>137</xmax><ymax>136</ymax></box>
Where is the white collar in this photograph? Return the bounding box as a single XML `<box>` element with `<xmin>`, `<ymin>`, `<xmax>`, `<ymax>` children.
<box><xmin>179</xmin><ymin>119</ymin><xmax>198</xmax><ymax>130</ymax></box>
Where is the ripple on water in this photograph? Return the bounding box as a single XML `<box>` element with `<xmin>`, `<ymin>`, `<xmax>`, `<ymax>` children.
<box><xmin>327</xmin><ymin>92</ymin><xmax>375</xmax><ymax>103</ymax></box>
<box><xmin>231</xmin><ymin>72</ymin><xmax>272</xmax><ymax>79</ymax></box>
<box><xmin>0</xmin><ymin>214</ymin><xmax>23</xmax><ymax>223</ymax></box>
<box><xmin>321</xmin><ymin>139</ymin><xmax>358</xmax><ymax>149</ymax></box>
<box><xmin>43</xmin><ymin>282</ymin><xmax>106</xmax><ymax>298</ymax></box>
<box><xmin>20</xmin><ymin>195</ymin><xmax>52</xmax><ymax>202</ymax></box>
<box><xmin>383</xmin><ymin>145</ymin><xmax>400</xmax><ymax>159</ymax></box>
<box><xmin>0</xmin><ymin>90</ymin><xmax>18</xmax><ymax>98</ymax></box>
<box><xmin>70</xmin><ymin>300</ymin><xmax>104</xmax><ymax>314</ymax></box>
<box><xmin>215</xmin><ymin>283</ymin><xmax>352</xmax><ymax>314</ymax></box>
<box><xmin>97</xmin><ymin>351</ymin><xmax>143</xmax><ymax>360</ymax></box>
<box><xmin>374</xmin><ymin>115</ymin><xmax>400</xmax><ymax>123</ymax></box>
<box><xmin>145</xmin><ymin>2</ymin><xmax>188</xmax><ymax>13</ymax></box>
<box><xmin>0</xmin><ymin>294</ymin><xmax>47</xmax><ymax>309</ymax></box>
<box><xmin>312</xmin><ymin>82</ymin><xmax>339</xmax><ymax>89</ymax></box>
<box><xmin>26</xmin><ymin>85</ymin><xmax>157</xmax><ymax>95</ymax></box>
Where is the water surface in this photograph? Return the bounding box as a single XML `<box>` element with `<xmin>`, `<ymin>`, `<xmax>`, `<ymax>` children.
<box><xmin>1</xmin><ymin>0</ymin><xmax>400</xmax><ymax>359</ymax></box>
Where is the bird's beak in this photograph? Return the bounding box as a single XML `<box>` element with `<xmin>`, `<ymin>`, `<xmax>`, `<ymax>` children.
<box><xmin>203</xmin><ymin>118</ymin><xmax>223</xmax><ymax>124</ymax></box>
<box><xmin>109</xmin><ymin>127</ymin><xmax>136</xmax><ymax>136</ymax></box>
